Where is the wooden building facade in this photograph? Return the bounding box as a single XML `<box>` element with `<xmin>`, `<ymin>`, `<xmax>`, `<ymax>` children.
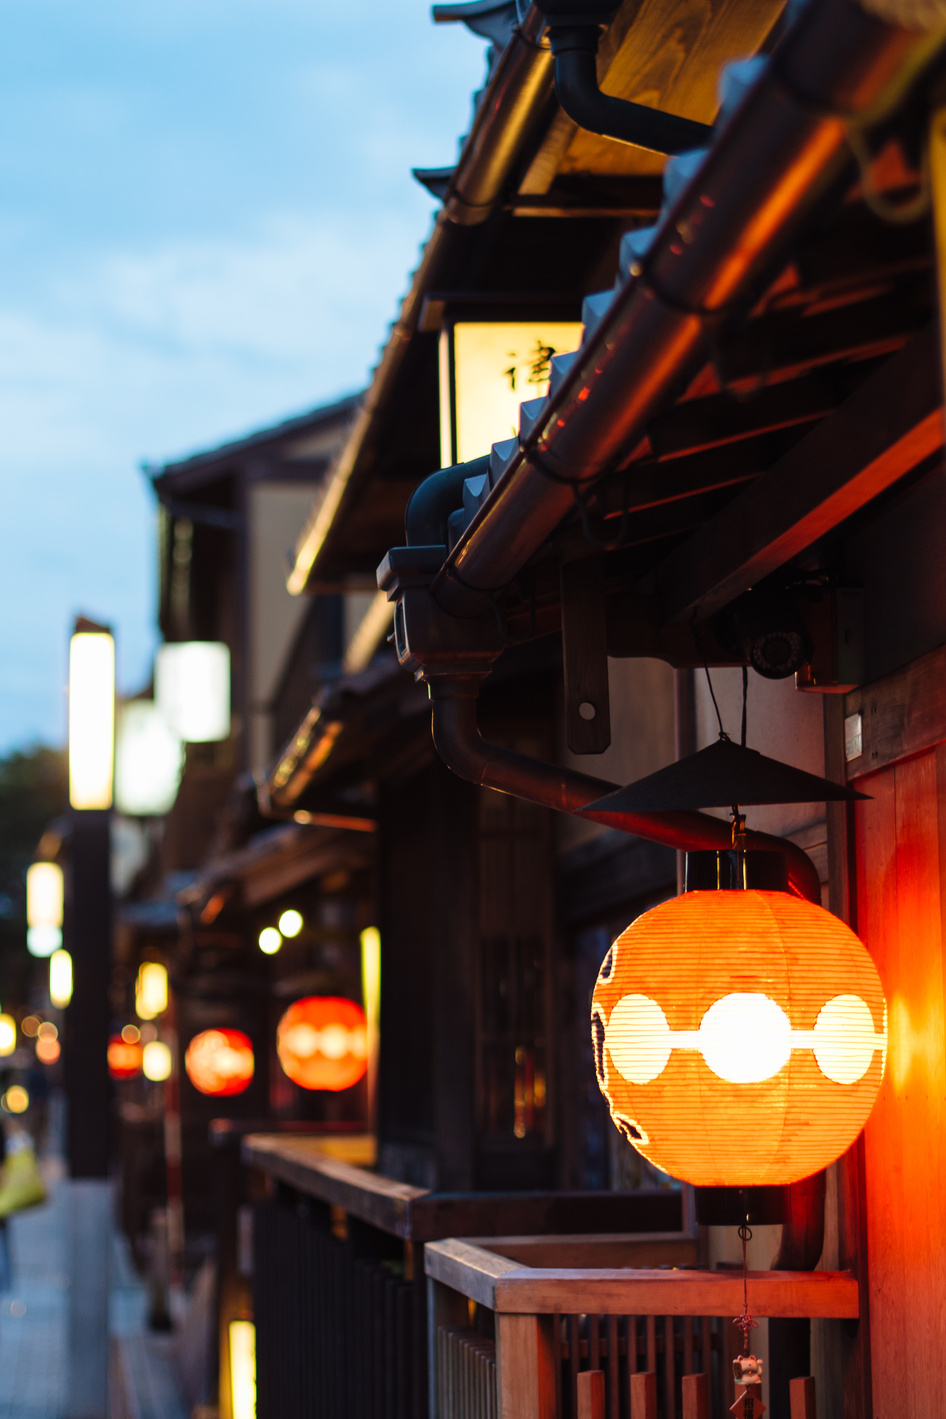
<box><xmin>120</xmin><ymin>0</ymin><xmax>946</xmax><ymax>1413</ymax></box>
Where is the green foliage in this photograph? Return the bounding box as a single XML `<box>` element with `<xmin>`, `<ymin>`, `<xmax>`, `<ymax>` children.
<box><xmin>0</xmin><ymin>745</ymin><xmax>67</xmax><ymax>1006</ymax></box>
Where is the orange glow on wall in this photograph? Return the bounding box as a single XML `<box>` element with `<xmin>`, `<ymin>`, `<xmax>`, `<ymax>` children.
<box><xmin>276</xmin><ymin>996</ymin><xmax>368</xmax><ymax>1092</ymax></box>
<box><xmin>108</xmin><ymin>1034</ymin><xmax>143</xmax><ymax>1079</ymax></box>
<box><xmin>592</xmin><ymin>890</ymin><xmax>887</xmax><ymax>1186</ymax></box>
<box><xmin>184</xmin><ymin>1028</ymin><xmax>255</xmax><ymax>1097</ymax></box>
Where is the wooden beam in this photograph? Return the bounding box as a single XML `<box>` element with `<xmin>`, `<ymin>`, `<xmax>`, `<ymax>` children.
<box><xmin>844</xmin><ymin>638</ymin><xmax>946</xmax><ymax>777</ymax></box>
<box><xmin>655</xmin><ymin>325</ymin><xmax>943</xmax><ymax>624</ymax></box>
<box><xmin>423</xmin><ymin>1241</ymin><xmax>860</xmax><ymax>1317</ymax></box>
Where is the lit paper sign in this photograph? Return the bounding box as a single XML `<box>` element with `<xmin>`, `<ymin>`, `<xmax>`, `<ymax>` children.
<box><xmin>440</xmin><ymin>321</ymin><xmax>583</xmax><ymax>467</ymax></box>
<box><xmin>155</xmin><ymin>642</ymin><xmax>230</xmax><ymax>744</ymax></box>
<box><xmin>115</xmin><ymin>701</ymin><xmax>184</xmax><ymax>816</ymax></box>
<box><xmin>69</xmin><ymin>632</ymin><xmax>115</xmax><ymax>810</ymax></box>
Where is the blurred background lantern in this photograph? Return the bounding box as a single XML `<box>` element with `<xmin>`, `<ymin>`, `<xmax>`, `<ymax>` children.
<box><xmin>136</xmin><ymin>962</ymin><xmax>168</xmax><ymax>1020</ymax></box>
<box><xmin>108</xmin><ymin>1034</ymin><xmax>143</xmax><ymax>1079</ymax></box>
<box><xmin>592</xmin><ymin>879</ymin><xmax>886</xmax><ymax>1186</ymax></box>
<box><xmin>114</xmin><ymin>700</ymin><xmax>184</xmax><ymax>816</ymax></box>
<box><xmin>26</xmin><ymin>861</ymin><xmax>64</xmax><ymax>958</ymax></box>
<box><xmin>276</xmin><ymin>996</ymin><xmax>368</xmax><ymax>1092</ymax></box>
<box><xmin>184</xmin><ymin>1028</ymin><xmax>254</xmax><ymax>1097</ymax></box>
<box><xmin>258</xmin><ymin>926</ymin><xmax>281</xmax><ymax>955</ymax></box>
<box><xmin>68</xmin><ymin>628</ymin><xmax>115</xmax><ymax>811</ymax></box>
<box><xmin>49</xmin><ymin>949</ymin><xmax>73</xmax><ymax>1009</ymax></box>
<box><xmin>35</xmin><ymin>1022</ymin><xmax>59</xmax><ymax>1065</ymax></box>
<box><xmin>155</xmin><ymin>641</ymin><xmax>231</xmax><ymax>743</ymax></box>
<box><xmin>0</xmin><ymin>1015</ymin><xmax>16</xmax><ymax>1057</ymax></box>
<box><xmin>142</xmin><ymin>1039</ymin><xmax>172</xmax><ymax>1082</ymax></box>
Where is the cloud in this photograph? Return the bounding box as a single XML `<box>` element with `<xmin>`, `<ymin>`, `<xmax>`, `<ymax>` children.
<box><xmin>0</xmin><ymin>203</ymin><xmax>439</xmax><ymax>749</ymax></box>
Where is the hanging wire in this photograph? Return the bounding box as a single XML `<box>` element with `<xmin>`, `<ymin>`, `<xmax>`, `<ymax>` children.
<box><xmin>741</xmin><ymin>665</ymin><xmax>748</xmax><ymax>749</ymax></box>
<box><xmin>704</xmin><ymin>663</ymin><xmax>726</xmax><ymax>740</ymax></box>
<box><xmin>733</xmin><ymin>1208</ymin><xmax>759</xmax><ymax>1355</ymax></box>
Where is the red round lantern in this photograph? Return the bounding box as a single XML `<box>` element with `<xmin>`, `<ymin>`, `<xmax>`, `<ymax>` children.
<box><xmin>593</xmin><ymin>890</ymin><xmax>887</xmax><ymax>1186</ymax></box>
<box><xmin>108</xmin><ymin>1034</ymin><xmax>143</xmax><ymax>1080</ymax></box>
<box><xmin>184</xmin><ymin>1028</ymin><xmax>254</xmax><ymax>1097</ymax></box>
<box><xmin>276</xmin><ymin>997</ymin><xmax>367</xmax><ymax>1092</ymax></box>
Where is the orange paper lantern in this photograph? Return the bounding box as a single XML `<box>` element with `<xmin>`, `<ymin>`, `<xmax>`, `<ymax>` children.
<box><xmin>108</xmin><ymin>1034</ymin><xmax>143</xmax><ymax>1079</ymax></box>
<box><xmin>592</xmin><ymin>890</ymin><xmax>886</xmax><ymax>1186</ymax></box>
<box><xmin>276</xmin><ymin>996</ymin><xmax>367</xmax><ymax>1092</ymax></box>
<box><xmin>185</xmin><ymin>1028</ymin><xmax>254</xmax><ymax>1097</ymax></box>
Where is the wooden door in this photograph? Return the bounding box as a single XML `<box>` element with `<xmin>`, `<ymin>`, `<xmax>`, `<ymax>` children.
<box><xmin>855</xmin><ymin>746</ymin><xmax>946</xmax><ymax>1418</ymax></box>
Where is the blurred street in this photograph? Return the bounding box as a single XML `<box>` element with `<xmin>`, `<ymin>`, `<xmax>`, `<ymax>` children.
<box><xmin>0</xmin><ymin>1141</ymin><xmax>188</xmax><ymax>1419</ymax></box>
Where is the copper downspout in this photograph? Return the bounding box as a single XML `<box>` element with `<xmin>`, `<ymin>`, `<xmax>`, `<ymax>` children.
<box><xmin>432</xmin><ymin>0</ymin><xmax>946</xmax><ymax>616</ymax></box>
<box><xmin>429</xmin><ymin>678</ymin><xmax>823</xmax><ymax>903</ymax></box>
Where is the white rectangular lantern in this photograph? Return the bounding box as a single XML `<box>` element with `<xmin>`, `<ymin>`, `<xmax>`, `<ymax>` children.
<box><xmin>115</xmin><ymin>701</ymin><xmax>184</xmax><ymax>816</ymax></box>
<box><xmin>26</xmin><ymin>861</ymin><xmax>64</xmax><ymax>957</ymax></box>
<box><xmin>69</xmin><ymin>631</ymin><xmax>115</xmax><ymax>810</ymax></box>
<box><xmin>439</xmin><ymin>320</ymin><xmax>583</xmax><ymax>467</ymax></box>
<box><xmin>50</xmin><ymin>949</ymin><xmax>73</xmax><ymax>1008</ymax></box>
<box><xmin>155</xmin><ymin>642</ymin><xmax>230</xmax><ymax>743</ymax></box>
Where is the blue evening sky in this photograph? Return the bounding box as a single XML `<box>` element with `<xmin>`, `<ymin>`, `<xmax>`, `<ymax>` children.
<box><xmin>0</xmin><ymin>0</ymin><xmax>487</xmax><ymax>751</ymax></box>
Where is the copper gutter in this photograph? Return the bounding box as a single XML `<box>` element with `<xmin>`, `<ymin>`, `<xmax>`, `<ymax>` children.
<box><xmin>431</xmin><ymin>0</ymin><xmax>946</xmax><ymax>615</ymax></box>
<box><xmin>286</xmin><ymin>6</ymin><xmax>554</xmax><ymax>595</ymax></box>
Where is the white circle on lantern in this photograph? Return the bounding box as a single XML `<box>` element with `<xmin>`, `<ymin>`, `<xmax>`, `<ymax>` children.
<box><xmin>698</xmin><ymin>993</ymin><xmax>791</xmax><ymax>1083</ymax></box>
<box><xmin>606</xmin><ymin>994</ymin><xmax>672</xmax><ymax>1084</ymax></box>
<box><xmin>319</xmin><ymin>1024</ymin><xmax>350</xmax><ymax>1060</ymax></box>
<box><xmin>812</xmin><ymin>994</ymin><xmax>877</xmax><ymax>1084</ymax></box>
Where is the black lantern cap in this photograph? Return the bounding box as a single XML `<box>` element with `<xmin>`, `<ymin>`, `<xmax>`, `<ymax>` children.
<box><xmin>581</xmin><ymin>737</ymin><xmax>868</xmax><ymax>813</ymax></box>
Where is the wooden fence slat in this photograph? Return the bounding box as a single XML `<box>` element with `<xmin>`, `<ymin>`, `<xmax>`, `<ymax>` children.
<box><xmin>682</xmin><ymin>1373</ymin><xmax>710</xmax><ymax>1419</ymax></box>
<box><xmin>631</xmin><ymin>1370</ymin><xmax>657</xmax><ymax>1419</ymax></box>
<box><xmin>578</xmin><ymin>1369</ymin><xmax>606</xmax><ymax>1419</ymax></box>
<box><xmin>790</xmin><ymin>1376</ymin><xmax>817</xmax><ymax>1419</ymax></box>
<box><xmin>607</xmin><ymin>1316</ymin><xmax>620</xmax><ymax>1419</ymax></box>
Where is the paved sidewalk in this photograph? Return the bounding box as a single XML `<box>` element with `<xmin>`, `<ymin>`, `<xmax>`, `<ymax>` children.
<box><xmin>0</xmin><ymin>1156</ymin><xmax>190</xmax><ymax>1419</ymax></box>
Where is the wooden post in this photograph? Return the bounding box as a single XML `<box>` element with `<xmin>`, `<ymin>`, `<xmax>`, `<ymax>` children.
<box><xmin>631</xmin><ymin>1370</ymin><xmax>657</xmax><ymax>1419</ymax></box>
<box><xmin>682</xmin><ymin>1373</ymin><xmax>710</xmax><ymax>1419</ymax></box>
<box><xmin>497</xmin><ymin>1313</ymin><xmax>557</xmax><ymax>1419</ymax></box>
<box><xmin>578</xmin><ymin>1369</ymin><xmax>606</xmax><ymax>1419</ymax></box>
<box><xmin>790</xmin><ymin>1376</ymin><xmax>817</xmax><ymax>1419</ymax></box>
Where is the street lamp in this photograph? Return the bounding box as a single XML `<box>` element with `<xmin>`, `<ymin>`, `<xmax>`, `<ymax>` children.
<box><xmin>68</xmin><ymin>628</ymin><xmax>115</xmax><ymax>810</ymax></box>
<box><xmin>66</xmin><ymin>614</ymin><xmax>115</xmax><ymax>1419</ymax></box>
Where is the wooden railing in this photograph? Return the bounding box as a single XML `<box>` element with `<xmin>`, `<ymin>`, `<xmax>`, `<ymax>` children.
<box><xmin>242</xmin><ymin>1133</ymin><xmax>684</xmax><ymax>1419</ymax></box>
<box><xmin>425</xmin><ymin>1237</ymin><xmax>858</xmax><ymax>1419</ymax></box>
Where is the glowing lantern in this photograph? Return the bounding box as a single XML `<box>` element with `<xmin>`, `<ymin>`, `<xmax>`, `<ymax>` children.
<box><xmin>155</xmin><ymin>641</ymin><xmax>231</xmax><ymax>743</ymax></box>
<box><xmin>0</xmin><ymin>1016</ymin><xmax>16</xmax><ymax>1056</ymax></box>
<box><xmin>26</xmin><ymin>862</ymin><xmax>64</xmax><ymax>957</ymax></box>
<box><xmin>108</xmin><ymin>1034</ymin><xmax>143</xmax><ymax>1079</ymax></box>
<box><xmin>276</xmin><ymin>997</ymin><xmax>368</xmax><ymax>1092</ymax></box>
<box><xmin>36</xmin><ymin>1037</ymin><xmax>60</xmax><ymax>1065</ymax></box>
<box><xmin>136</xmin><ymin>962</ymin><xmax>168</xmax><ymax>1020</ymax></box>
<box><xmin>50</xmin><ymin>949</ymin><xmax>73</xmax><ymax>1008</ymax></box>
<box><xmin>185</xmin><ymin>1028</ymin><xmax>254</xmax><ymax>1097</ymax></box>
<box><xmin>69</xmin><ymin>628</ymin><xmax>115</xmax><ymax>811</ymax></box>
<box><xmin>142</xmin><ymin>1040</ymin><xmax>172</xmax><ymax>1081</ymax></box>
<box><xmin>592</xmin><ymin>889</ymin><xmax>887</xmax><ymax>1186</ymax></box>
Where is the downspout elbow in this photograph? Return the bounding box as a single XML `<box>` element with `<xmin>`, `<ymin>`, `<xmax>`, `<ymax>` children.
<box><xmin>429</xmin><ymin>678</ymin><xmax>822</xmax><ymax>903</ymax></box>
<box><xmin>549</xmin><ymin>29</ymin><xmax>712</xmax><ymax>155</ymax></box>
